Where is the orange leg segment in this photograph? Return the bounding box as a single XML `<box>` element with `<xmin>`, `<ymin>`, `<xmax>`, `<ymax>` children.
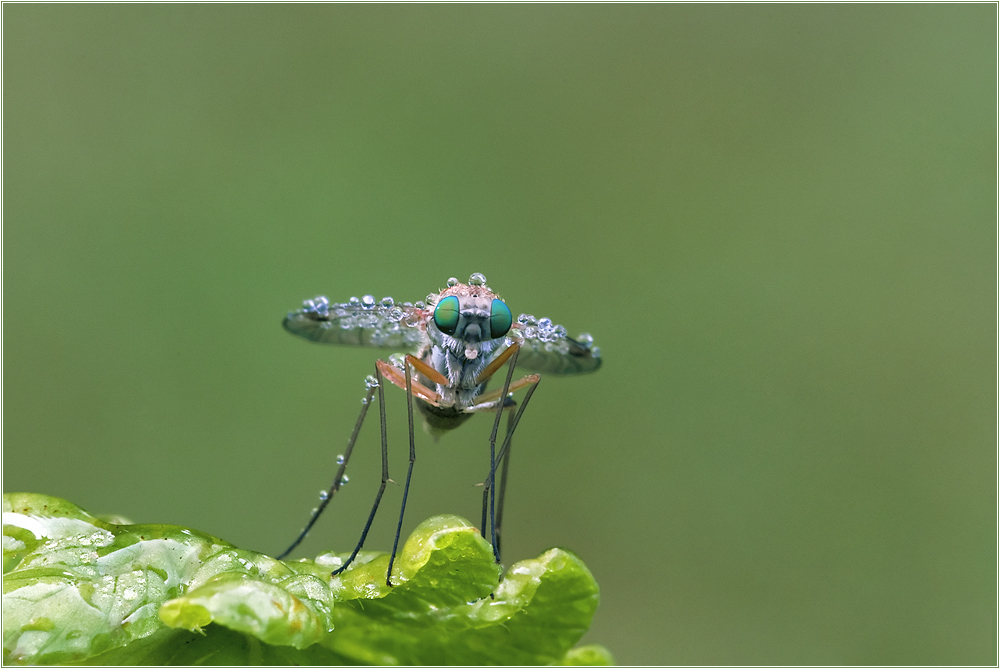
<box><xmin>404</xmin><ymin>354</ymin><xmax>449</xmax><ymax>387</ymax></box>
<box><xmin>470</xmin><ymin>373</ymin><xmax>540</xmax><ymax>408</ymax></box>
<box><xmin>376</xmin><ymin>360</ymin><xmax>442</xmax><ymax>405</ymax></box>
<box><xmin>475</xmin><ymin>342</ymin><xmax>521</xmax><ymax>385</ymax></box>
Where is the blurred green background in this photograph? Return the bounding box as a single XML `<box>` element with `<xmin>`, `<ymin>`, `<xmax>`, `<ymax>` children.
<box><xmin>3</xmin><ymin>5</ymin><xmax>995</xmax><ymax>665</ymax></box>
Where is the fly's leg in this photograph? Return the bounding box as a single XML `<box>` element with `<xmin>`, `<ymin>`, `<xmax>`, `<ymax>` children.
<box><xmin>331</xmin><ymin>364</ymin><xmax>391</xmax><ymax>576</ymax></box>
<box><xmin>480</xmin><ymin>349</ymin><xmax>519</xmax><ymax>561</ymax></box>
<box><xmin>277</xmin><ymin>377</ymin><xmax>378</xmax><ymax>560</ymax></box>
<box><xmin>480</xmin><ymin>398</ymin><xmax>514</xmax><ymax>559</ymax></box>
<box><xmin>495</xmin><ymin>404</ymin><xmax>516</xmax><ymax>560</ymax></box>
<box><xmin>474</xmin><ymin>373</ymin><xmax>540</xmax><ymax>563</ymax></box>
<box><xmin>385</xmin><ymin>361</ymin><xmax>417</xmax><ymax>586</ymax></box>
<box><xmin>371</xmin><ymin>356</ymin><xmax>453</xmax><ymax>584</ymax></box>
<box><xmin>473</xmin><ymin>345</ymin><xmax>541</xmax><ymax>563</ymax></box>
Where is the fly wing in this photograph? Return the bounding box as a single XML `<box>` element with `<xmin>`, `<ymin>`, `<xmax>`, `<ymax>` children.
<box><xmin>283</xmin><ymin>295</ymin><xmax>429</xmax><ymax>350</ymax></box>
<box><xmin>512</xmin><ymin>316</ymin><xmax>602</xmax><ymax>375</ymax></box>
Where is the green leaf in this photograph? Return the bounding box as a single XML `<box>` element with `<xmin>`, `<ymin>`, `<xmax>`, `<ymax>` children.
<box><xmin>3</xmin><ymin>493</ymin><xmax>608</xmax><ymax>665</ymax></box>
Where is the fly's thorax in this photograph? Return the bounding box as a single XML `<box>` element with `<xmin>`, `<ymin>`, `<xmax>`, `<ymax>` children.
<box><xmin>421</xmin><ymin>340</ymin><xmax>502</xmax><ymax>407</ymax></box>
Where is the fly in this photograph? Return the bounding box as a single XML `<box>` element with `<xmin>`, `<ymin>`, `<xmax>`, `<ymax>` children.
<box><xmin>276</xmin><ymin>273</ymin><xmax>601</xmax><ymax>585</ymax></box>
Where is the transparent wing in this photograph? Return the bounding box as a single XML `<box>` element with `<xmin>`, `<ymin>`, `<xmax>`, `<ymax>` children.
<box><xmin>283</xmin><ymin>295</ymin><xmax>429</xmax><ymax>350</ymax></box>
<box><xmin>512</xmin><ymin>315</ymin><xmax>602</xmax><ymax>375</ymax></box>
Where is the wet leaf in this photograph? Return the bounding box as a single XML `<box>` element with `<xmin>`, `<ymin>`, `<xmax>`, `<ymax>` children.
<box><xmin>3</xmin><ymin>493</ymin><xmax>607</xmax><ymax>665</ymax></box>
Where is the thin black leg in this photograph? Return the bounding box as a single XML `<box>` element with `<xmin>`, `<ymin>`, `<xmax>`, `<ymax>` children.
<box><xmin>277</xmin><ymin>381</ymin><xmax>378</xmax><ymax>560</ymax></box>
<box><xmin>386</xmin><ymin>362</ymin><xmax>417</xmax><ymax>586</ymax></box>
<box><xmin>482</xmin><ymin>349</ymin><xmax>520</xmax><ymax>562</ymax></box>
<box><xmin>494</xmin><ymin>404</ymin><xmax>515</xmax><ymax>560</ymax></box>
<box><xmin>331</xmin><ymin>365</ymin><xmax>391</xmax><ymax>576</ymax></box>
<box><xmin>484</xmin><ymin>379</ymin><xmax>539</xmax><ymax>562</ymax></box>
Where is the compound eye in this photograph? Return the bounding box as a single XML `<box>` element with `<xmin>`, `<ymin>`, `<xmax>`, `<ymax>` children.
<box><xmin>490</xmin><ymin>299</ymin><xmax>512</xmax><ymax>339</ymax></box>
<box><xmin>434</xmin><ymin>295</ymin><xmax>460</xmax><ymax>335</ymax></box>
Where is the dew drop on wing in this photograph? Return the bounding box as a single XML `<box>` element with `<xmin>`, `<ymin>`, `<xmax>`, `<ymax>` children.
<box><xmin>380</xmin><ymin>296</ymin><xmax>394</xmax><ymax>307</ymax></box>
<box><xmin>349</xmin><ymin>296</ymin><xmax>361</xmax><ymax>307</ymax></box>
<box><xmin>518</xmin><ymin>313</ymin><xmax>536</xmax><ymax>325</ymax></box>
<box><xmin>361</xmin><ymin>295</ymin><xmax>376</xmax><ymax>309</ymax></box>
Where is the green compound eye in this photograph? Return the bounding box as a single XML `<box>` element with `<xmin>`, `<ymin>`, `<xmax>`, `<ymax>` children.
<box><xmin>490</xmin><ymin>299</ymin><xmax>512</xmax><ymax>339</ymax></box>
<box><xmin>434</xmin><ymin>295</ymin><xmax>460</xmax><ymax>335</ymax></box>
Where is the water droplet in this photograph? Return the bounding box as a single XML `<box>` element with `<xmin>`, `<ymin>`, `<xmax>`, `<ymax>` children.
<box><xmin>340</xmin><ymin>475</ymin><xmax>349</xmax><ymax>485</ymax></box>
<box><xmin>365</xmin><ymin>374</ymin><xmax>379</xmax><ymax>389</ymax></box>
<box><xmin>425</xmin><ymin>293</ymin><xmax>438</xmax><ymax>305</ymax></box>
<box><xmin>361</xmin><ymin>295</ymin><xmax>376</xmax><ymax>309</ymax></box>
<box><xmin>388</xmin><ymin>352</ymin><xmax>406</xmax><ymax>369</ymax></box>
<box><xmin>591</xmin><ymin>346</ymin><xmax>601</xmax><ymax>358</ymax></box>
<box><xmin>469</xmin><ymin>272</ymin><xmax>486</xmax><ymax>286</ymax></box>
<box><xmin>577</xmin><ymin>332</ymin><xmax>594</xmax><ymax>347</ymax></box>
<box><xmin>414</xmin><ymin>300</ymin><xmax>426</xmax><ymax>309</ymax></box>
<box><xmin>361</xmin><ymin>398</ymin><xmax>368</xmax><ymax>405</ymax></box>
<box><xmin>554</xmin><ymin>324</ymin><xmax>567</xmax><ymax>338</ymax></box>
<box><xmin>538</xmin><ymin>317</ymin><xmax>552</xmax><ymax>330</ymax></box>
<box><xmin>518</xmin><ymin>313</ymin><xmax>536</xmax><ymax>325</ymax></box>
<box><xmin>388</xmin><ymin>307</ymin><xmax>404</xmax><ymax>321</ymax></box>
<box><xmin>319</xmin><ymin>490</ymin><xmax>329</xmax><ymax>501</ymax></box>
<box><xmin>336</xmin><ymin>454</ymin><xmax>345</xmax><ymax>465</ymax></box>
<box><xmin>310</xmin><ymin>507</ymin><xmax>318</xmax><ymax>515</ymax></box>
<box><xmin>349</xmin><ymin>296</ymin><xmax>361</xmax><ymax>307</ymax></box>
<box><xmin>446</xmin><ymin>277</ymin><xmax>459</xmax><ymax>287</ymax></box>
<box><xmin>380</xmin><ymin>296</ymin><xmax>394</xmax><ymax>307</ymax></box>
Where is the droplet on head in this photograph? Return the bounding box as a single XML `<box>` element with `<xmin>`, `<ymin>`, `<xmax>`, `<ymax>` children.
<box><xmin>447</xmin><ymin>277</ymin><xmax>459</xmax><ymax>287</ymax></box>
<box><xmin>425</xmin><ymin>294</ymin><xmax>438</xmax><ymax>305</ymax></box>
<box><xmin>469</xmin><ymin>272</ymin><xmax>486</xmax><ymax>286</ymax></box>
